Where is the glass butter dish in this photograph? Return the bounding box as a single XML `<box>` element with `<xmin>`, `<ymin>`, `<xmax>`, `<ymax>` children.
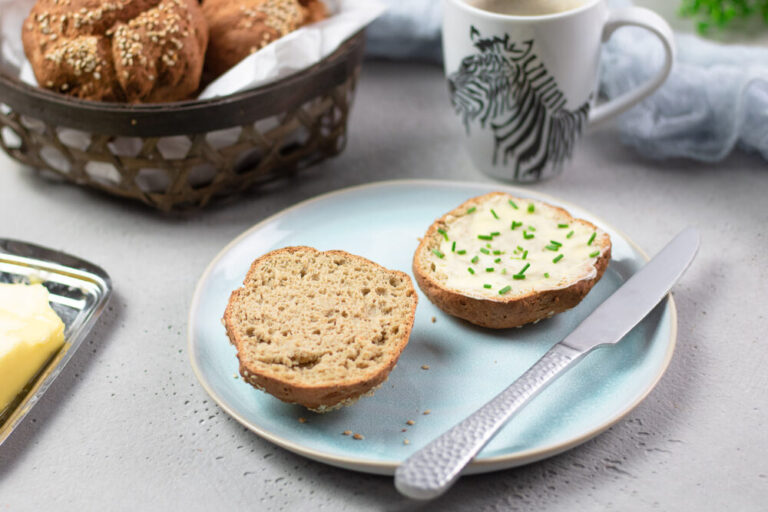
<box><xmin>0</xmin><ymin>239</ymin><xmax>112</xmax><ymax>447</ymax></box>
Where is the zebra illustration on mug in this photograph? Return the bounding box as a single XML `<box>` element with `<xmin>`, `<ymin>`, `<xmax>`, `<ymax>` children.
<box><xmin>448</xmin><ymin>26</ymin><xmax>590</xmax><ymax>180</ymax></box>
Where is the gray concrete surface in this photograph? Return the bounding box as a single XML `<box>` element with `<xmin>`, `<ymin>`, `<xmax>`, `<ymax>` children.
<box><xmin>0</xmin><ymin>61</ymin><xmax>766</xmax><ymax>511</ymax></box>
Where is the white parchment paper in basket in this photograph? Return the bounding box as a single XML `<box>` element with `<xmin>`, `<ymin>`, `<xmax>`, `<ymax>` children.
<box><xmin>0</xmin><ymin>0</ymin><xmax>386</xmax><ymax>191</ymax></box>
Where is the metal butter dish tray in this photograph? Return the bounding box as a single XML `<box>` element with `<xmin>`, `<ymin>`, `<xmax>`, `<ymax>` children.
<box><xmin>0</xmin><ymin>239</ymin><xmax>112</xmax><ymax>447</ymax></box>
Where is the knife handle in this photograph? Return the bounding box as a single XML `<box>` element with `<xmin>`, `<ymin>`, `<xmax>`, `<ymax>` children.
<box><xmin>394</xmin><ymin>342</ymin><xmax>585</xmax><ymax>500</ymax></box>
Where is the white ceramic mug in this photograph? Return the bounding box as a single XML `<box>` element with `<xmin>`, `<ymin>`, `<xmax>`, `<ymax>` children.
<box><xmin>443</xmin><ymin>0</ymin><xmax>675</xmax><ymax>182</ymax></box>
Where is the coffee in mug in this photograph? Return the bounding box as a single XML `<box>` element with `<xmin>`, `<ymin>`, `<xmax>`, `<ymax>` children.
<box><xmin>470</xmin><ymin>0</ymin><xmax>587</xmax><ymax>16</ymax></box>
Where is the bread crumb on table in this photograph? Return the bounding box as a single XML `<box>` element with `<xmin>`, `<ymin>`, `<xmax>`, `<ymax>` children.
<box><xmin>431</xmin><ymin>316</ymin><xmax>436</xmax><ymax>323</ymax></box>
<box><xmin>421</xmin><ymin>364</ymin><xmax>430</xmax><ymax>370</ymax></box>
<box><xmin>353</xmin><ymin>433</ymin><xmax>364</xmax><ymax>440</ymax></box>
<box><xmin>298</xmin><ymin>417</ymin><xmax>307</xmax><ymax>424</ymax></box>
<box><xmin>403</xmin><ymin>439</ymin><xmax>410</xmax><ymax>445</ymax></box>
<box><xmin>342</xmin><ymin>430</ymin><xmax>352</xmax><ymax>436</ymax></box>
<box><xmin>406</xmin><ymin>420</ymin><xmax>415</xmax><ymax>426</ymax></box>
<box><xmin>423</xmin><ymin>410</ymin><xmax>431</xmax><ymax>415</ymax></box>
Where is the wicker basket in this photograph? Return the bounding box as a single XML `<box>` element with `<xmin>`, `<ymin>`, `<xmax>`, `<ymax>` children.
<box><xmin>0</xmin><ymin>32</ymin><xmax>364</xmax><ymax>211</ymax></box>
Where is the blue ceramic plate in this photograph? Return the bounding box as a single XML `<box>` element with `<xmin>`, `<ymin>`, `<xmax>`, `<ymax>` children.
<box><xmin>188</xmin><ymin>180</ymin><xmax>676</xmax><ymax>475</ymax></box>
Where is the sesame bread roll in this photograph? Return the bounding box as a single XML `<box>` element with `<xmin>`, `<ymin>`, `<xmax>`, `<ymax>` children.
<box><xmin>22</xmin><ymin>0</ymin><xmax>208</xmax><ymax>102</ymax></box>
<box><xmin>201</xmin><ymin>0</ymin><xmax>327</xmax><ymax>79</ymax></box>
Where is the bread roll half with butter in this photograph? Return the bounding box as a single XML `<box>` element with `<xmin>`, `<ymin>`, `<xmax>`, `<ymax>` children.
<box><xmin>413</xmin><ymin>192</ymin><xmax>611</xmax><ymax>329</ymax></box>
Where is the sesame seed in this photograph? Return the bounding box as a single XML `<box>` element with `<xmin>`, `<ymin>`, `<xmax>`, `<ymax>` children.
<box><xmin>406</xmin><ymin>420</ymin><xmax>415</xmax><ymax>426</ymax></box>
<box><xmin>352</xmin><ymin>433</ymin><xmax>364</xmax><ymax>440</ymax></box>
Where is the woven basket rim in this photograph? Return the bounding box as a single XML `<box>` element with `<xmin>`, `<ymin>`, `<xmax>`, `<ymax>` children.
<box><xmin>0</xmin><ymin>31</ymin><xmax>365</xmax><ymax>136</ymax></box>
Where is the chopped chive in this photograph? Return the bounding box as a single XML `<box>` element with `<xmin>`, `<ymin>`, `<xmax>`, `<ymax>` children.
<box><xmin>467</xmin><ymin>207</ymin><xmax>476</xmax><ymax>214</ymax></box>
<box><xmin>509</xmin><ymin>200</ymin><xmax>519</xmax><ymax>209</ymax></box>
<box><xmin>566</xmin><ymin>230</ymin><xmax>574</xmax><ymax>239</ymax></box>
<box><xmin>517</xmin><ymin>263</ymin><xmax>530</xmax><ymax>275</ymax></box>
<box><xmin>553</xmin><ymin>254</ymin><xmax>564</xmax><ymax>263</ymax></box>
<box><xmin>510</xmin><ymin>221</ymin><xmax>523</xmax><ymax>230</ymax></box>
<box><xmin>492</xmin><ymin>250</ymin><xmax>502</xmax><ymax>255</ymax></box>
<box><xmin>437</xmin><ymin>228</ymin><xmax>449</xmax><ymax>241</ymax></box>
<box><xmin>483</xmin><ymin>284</ymin><xmax>492</xmax><ymax>289</ymax></box>
<box><xmin>558</xmin><ymin>223</ymin><xmax>569</xmax><ymax>228</ymax></box>
<box><xmin>499</xmin><ymin>285</ymin><xmax>512</xmax><ymax>295</ymax></box>
<box><xmin>545</xmin><ymin>244</ymin><xmax>560</xmax><ymax>251</ymax></box>
<box><xmin>523</xmin><ymin>231</ymin><xmax>535</xmax><ymax>240</ymax></box>
<box><xmin>451</xmin><ymin>241</ymin><xmax>456</xmax><ymax>252</ymax></box>
<box><xmin>588</xmin><ymin>232</ymin><xmax>596</xmax><ymax>246</ymax></box>
<box><xmin>478</xmin><ymin>234</ymin><xmax>493</xmax><ymax>241</ymax></box>
<box><xmin>528</xmin><ymin>226</ymin><xmax>536</xmax><ymax>232</ymax></box>
<box><xmin>485</xmin><ymin>267</ymin><xmax>495</xmax><ymax>272</ymax></box>
<box><xmin>590</xmin><ymin>250</ymin><xmax>600</xmax><ymax>258</ymax></box>
<box><xmin>480</xmin><ymin>248</ymin><xmax>490</xmax><ymax>255</ymax></box>
<box><xmin>517</xmin><ymin>245</ymin><xmax>525</xmax><ymax>253</ymax></box>
<box><xmin>522</xmin><ymin>250</ymin><xmax>528</xmax><ymax>260</ymax></box>
<box><xmin>491</xmin><ymin>231</ymin><xmax>501</xmax><ymax>237</ymax></box>
<box><xmin>486</xmin><ymin>243</ymin><xmax>492</xmax><ymax>248</ymax></box>
<box><xmin>432</xmin><ymin>249</ymin><xmax>445</xmax><ymax>259</ymax></box>
<box><xmin>494</xmin><ymin>258</ymin><xmax>501</xmax><ymax>263</ymax></box>
<box><xmin>471</xmin><ymin>255</ymin><xmax>479</xmax><ymax>264</ymax></box>
<box><xmin>457</xmin><ymin>249</ymin><xmax>467</xmax><ymax>255</ymax></box>
<box><xmin>527</xmin><ymin>203</ymin><xmax>535</xmax><ymax>213</ymax></box>
<box><xmin>513</xmin><ymin>274</ymin><xmax>526</xmax><ymax>280</ymax></box>
<box><xmin>491</xmin><ymin>209</ymin><xmax>499</xmax><ymax>220</ymax></box>
<box><xmin>501</xmin><ymin>268</ymin><xmax>507</xmax><ymax>274</ymax></box>
<box><xmin>550</xmin><ymin>240</ymin><xmax>562</xmax><ymax>246</ymax></box>
<box><xmin>544</xmin><ymin>272</ymin><xmax>550</xmax><ymax>278</ymax></box>
<box><xmin>467</xmin><ymin>267</ymin><xmax>475</xmax><ymax>274</ymax></box>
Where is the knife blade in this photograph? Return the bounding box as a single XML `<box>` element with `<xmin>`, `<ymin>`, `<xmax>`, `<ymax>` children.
<box><xmin>394</xmin><ymin>227</ymin><xmax>699</xmax><ymax>500</ymax></box>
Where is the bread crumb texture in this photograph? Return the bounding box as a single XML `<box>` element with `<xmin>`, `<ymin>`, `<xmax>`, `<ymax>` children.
<box><xmin>224</xmin><ymin>246</ymin><xmax>417</xmax><ymax>411</ymax></box>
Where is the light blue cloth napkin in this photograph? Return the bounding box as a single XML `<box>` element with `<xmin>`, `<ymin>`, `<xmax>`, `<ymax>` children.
<box><xmin>365</xmin><ymin>0</ymin><xmax>443</xmax><ymax>62</ymax></box>
<box><xmin>367</xmin><ymin>1</ymin><xmax>768</xmax><ymax>163</ymax></box>
<box><xmin>601</xmin><ymin>29</ymin><xmax>768</xmax><ymax>162</ymax></box>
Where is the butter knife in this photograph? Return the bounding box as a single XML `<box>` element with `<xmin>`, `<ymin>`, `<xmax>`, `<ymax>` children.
<box><xmin>395</xmin><ymin>227</ymin><xmax>699</xmax><ymax>500</ymax></box>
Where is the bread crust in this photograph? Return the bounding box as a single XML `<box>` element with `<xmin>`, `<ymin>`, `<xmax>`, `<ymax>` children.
<box><xmin>22</xmin><ymin>0</ymin><xmax>208</xmax><ymax>102</ymax></box>
<box><xmin>201</xmin><ymin>0</ymin><xmax>327</xmax><ymax>79</ymax></box>
<box><xmin>413</xmin><ymin>192</ymin><xmax>611</xmax><ymax>329</ymax></box>
<box><xmin>223</xmin><ymin>246</ymin><xmax>417</xmax><ymax>412</ymax></box>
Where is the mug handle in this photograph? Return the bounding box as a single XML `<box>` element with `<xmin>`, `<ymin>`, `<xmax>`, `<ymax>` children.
<box><xmin>588</xmin><ymin>7</ymin><xmax>675</xmax><ymax>128</ymax></box>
